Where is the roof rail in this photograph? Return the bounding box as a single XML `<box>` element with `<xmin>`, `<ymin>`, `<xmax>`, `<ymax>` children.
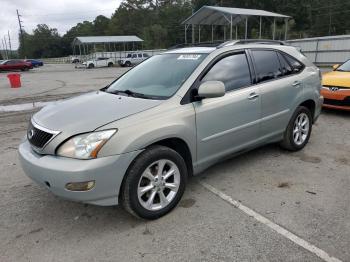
<box><xmin>168</xmin><ymin>41</ymin><xmax>224</xmax><ymax>50</ymax></box>
<box><xmin>217</xmin><ymin>39</ymin><xmax>287</xmax><ymax>48</ymax></box>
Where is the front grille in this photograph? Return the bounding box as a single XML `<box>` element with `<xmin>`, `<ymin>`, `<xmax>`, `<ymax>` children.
<box><xmin>27</xmin><ymin>121</ymin><xmax>54</xmax><ymax>148</ymax></box>
<box><xmin>324</xmin><ymin>97</ymin><xmax>350</xmax><ymax>107</ymax></box>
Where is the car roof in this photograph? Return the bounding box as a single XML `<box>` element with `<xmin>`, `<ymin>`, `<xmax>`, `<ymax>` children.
<box><xmin>165</xmin><ymin>40</ymin><xmax>292</xmax><ymax>55</ymax></box>
<box><xmin>165</xmin><ymin>47</ymin><xmax>216</xmax><ymax>54</ymax></box>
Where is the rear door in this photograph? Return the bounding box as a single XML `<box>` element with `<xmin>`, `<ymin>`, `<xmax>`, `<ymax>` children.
<box><xmin>250</xmin><ymin>49</ymin><xmax>304</xmax><ymax>139</ymax></box>
<box><xmin>194</xmin><ymin>51</ymin><xmax>261</xmax><ymax>166</ymax></box>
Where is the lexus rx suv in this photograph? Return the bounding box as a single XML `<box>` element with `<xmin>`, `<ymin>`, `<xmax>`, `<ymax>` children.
<box><xmin>19</xmin><ymin>40</ymin><xmax>323</xmax><ymax>219</ymax></box>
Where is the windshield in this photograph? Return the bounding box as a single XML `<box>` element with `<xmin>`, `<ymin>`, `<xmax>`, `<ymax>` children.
<box><xmin>336</xmin><ymin>60</ymin><xmax>350</xmax><ymax>72</ymax></box>
<box><xmin>106</xmin><ymin>53</ymin><xmax>207</xmax><ymax>99</ymax></box>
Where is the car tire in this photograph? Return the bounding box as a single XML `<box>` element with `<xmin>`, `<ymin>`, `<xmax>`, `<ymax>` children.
<box><xmin>108</xmin><ymin>62</ymin><xmax>113</xmax><ymax>67</ymax></box>
<box><xmin>121</xmin><ymin>145</ymin><xmax>188</xmax><ymax>220</ymax></box>
<box><xmin>88</xmin><ymin>64</ymin><xmax>94</xmax><ymax>69</ymax></box>
<box><xmin>280</xmin><ymin>106</ymin><xmax>312</xmax><ymax>151</ymax></box>
<box><xmin>125</xmin><ymin>61</ymin><xmax>131</xmax><ymax>67</ymax></box>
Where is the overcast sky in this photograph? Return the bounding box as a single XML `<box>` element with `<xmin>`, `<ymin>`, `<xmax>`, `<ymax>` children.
<box><xmin>0</xmin><ymin>0</ymin><xmax>121</xmax><ymax>50</ymax></box>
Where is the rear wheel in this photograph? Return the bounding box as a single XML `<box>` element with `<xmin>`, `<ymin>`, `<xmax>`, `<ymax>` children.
<box><xmin>125</xmin><ymin>61</ymin><xmax>132</xmax><ymax>67</ymax></box>
<box><xmin>88</xmin><ymin>64</ymin><xmax>94</xmax><ymax>69</ymax></box>
<box><xmin>108</xmin><ymin>62</ymin><xmax>113</xmax><ymax>67</ymax></box>
<box><xmin>280</xmin><ymin>106</ymin><xmax>312</xmax><ymax>151</ymax></box>
<box><xmin>121</xmin><ymin>146</ymin><xmax>187</xmax><ymax>219</ymax></box>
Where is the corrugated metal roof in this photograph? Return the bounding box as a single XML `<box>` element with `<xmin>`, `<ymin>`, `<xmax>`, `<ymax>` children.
<box><xmin>183</xmin><ymin>6</ymin><xmax>290</xmax><ymax>25</ymax></box>
<box><xmin>73</xmin><ymin>36</ymin><xmax>143</xmax><ymax>45</ymax></box>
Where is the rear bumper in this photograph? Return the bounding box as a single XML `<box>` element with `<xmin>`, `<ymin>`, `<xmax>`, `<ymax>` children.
<box><xmin>314</xmin><ymin>95</ymin><xmax>324</xmax><ymax>123</ymax></box>
<box><xmin>19</xmin><ymin>140</ymin><xmax>141</xmax><ymax>206</ymax></box>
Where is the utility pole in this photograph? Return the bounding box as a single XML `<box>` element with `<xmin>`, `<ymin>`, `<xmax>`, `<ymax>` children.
<box><xmin>16</xmin><ymin>9</ymin><xmax>25</xmax><ymax>57</ymax></box>
<box><xmin>4</xmin><ymin>36</ymin><xmax>9</xmax><ymax>59</ymax></box>
<box><xmin>1</xmin><ymin>39</ymin><xmax>8</xmax><ymax>59</ymax></box>
<box><xmin>8</xmin><ymin>31</ymin><xmax>12</xmax><ymax>58</ymax></box>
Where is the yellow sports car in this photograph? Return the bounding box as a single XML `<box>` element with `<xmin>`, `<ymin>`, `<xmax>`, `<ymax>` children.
<box><xmin>322</xmin><ymin>61</ymin><xmax>350</xmax><ymax>111</ymax></box>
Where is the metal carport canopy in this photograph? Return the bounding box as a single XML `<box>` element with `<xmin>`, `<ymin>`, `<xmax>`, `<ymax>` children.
<box><xmin>182</xmin><ymin>6</ymin><xmax>291</xmax><ymax>42</ymax></box>
<box><xmin>72</xmin><ymin>35</ymin><xmax>143</xmax><ymax>45</ymax></box>
<box><xmin>183</xmin><ymin>6</ymin><xmax>290</xmax><ymax>26</ymax></box>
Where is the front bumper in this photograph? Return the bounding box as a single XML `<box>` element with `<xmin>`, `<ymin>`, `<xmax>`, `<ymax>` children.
<box><xmin>321</xmin><ymin>87</ymin><xmax>350</xmax><ymax>111</ymax></box>
<box><xmin>19</xmin><ymin>140</ymin><xmax>141</xmax><ymax>206</ymax></box>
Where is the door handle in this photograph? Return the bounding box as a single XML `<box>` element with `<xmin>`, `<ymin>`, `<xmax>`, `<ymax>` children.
<box><xmin>293</xmin><ymin>81</ymin><xmax>301</xmax><ymax>87</ymax></box>
<box><xmin>248</xmin><ymin>92</ymin><xmax>259</xmax><ymax>100</ymax></box>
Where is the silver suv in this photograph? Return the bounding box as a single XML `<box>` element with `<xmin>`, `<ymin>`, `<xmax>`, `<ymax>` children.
<box><xmin>19</xmin><ymin>40</ymin><xmax>323</xmax><ymax>219</ymax></box>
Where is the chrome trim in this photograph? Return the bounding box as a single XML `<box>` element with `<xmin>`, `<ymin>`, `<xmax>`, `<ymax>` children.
<box><xmin>322</xmin><ymin>86</ymin><xmax>350</xmax><ymax>91</ymax></box>
<box><xmin>29</xmin><ymin>119</ymin><xmax>61</xmax><ymax>151</ymax></box>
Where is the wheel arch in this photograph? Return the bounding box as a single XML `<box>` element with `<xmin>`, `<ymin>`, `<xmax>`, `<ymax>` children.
<box><xmin>147</xmin><ymin>137</ymin><xmax>194</xmax><ymax>177</ymax></box>
<box><xmin>299</xmin><ymin>99</ymin><xmax>316</xmax><ymax>122</ymax></box>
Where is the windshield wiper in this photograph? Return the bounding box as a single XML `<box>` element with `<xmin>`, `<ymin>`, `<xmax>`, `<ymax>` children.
<box><xmin>108</xmin><ymin>89</ymin><xmax>158</xmax><ymax>99</ymax></box>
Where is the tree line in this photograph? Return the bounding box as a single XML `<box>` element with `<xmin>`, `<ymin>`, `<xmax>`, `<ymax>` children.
<box><xmin>17</xmin><ymin>0</ymin><xmax>350</xmax><ymax>58</ymax></box>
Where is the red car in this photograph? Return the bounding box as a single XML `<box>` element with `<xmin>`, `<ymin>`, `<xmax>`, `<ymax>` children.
<box><xmin>0</xmin><ymin>59</ymin><xmax>33</xmax><ymax>71</ymax></box>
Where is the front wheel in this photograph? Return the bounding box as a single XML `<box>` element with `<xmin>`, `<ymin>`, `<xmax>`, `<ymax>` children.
<box><xmin>280</xmin><ymin>106</ymin><xmax>312</xmax><ymax>151</ymax></box>
<box><xmin>121</xmin><ymin>146</ymin><xmax>188</xmax><ymax>219</ymax></box>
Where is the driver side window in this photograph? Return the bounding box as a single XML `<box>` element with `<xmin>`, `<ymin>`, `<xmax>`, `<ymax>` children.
<box><xmin>202</xmin><ymin>53</ymin><xmax>252</xmax><ymax>92</ymax></box>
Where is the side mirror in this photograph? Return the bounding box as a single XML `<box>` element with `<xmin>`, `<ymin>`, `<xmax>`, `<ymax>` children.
<box><xmin>197</xmin><ymin>81</ymin><xmax>225</xmax><ymax>99</ymax></box>
<box><xmin>333</xmin><ymin>64</ymin><xmax>340</xmax><ymax>70</ymax></box>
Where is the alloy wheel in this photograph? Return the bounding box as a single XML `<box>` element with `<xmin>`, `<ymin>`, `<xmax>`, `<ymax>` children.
<box><xmin>137</xmin><ymin>159</ymin><xmax>180</xmax><ymax>211</ymax></box>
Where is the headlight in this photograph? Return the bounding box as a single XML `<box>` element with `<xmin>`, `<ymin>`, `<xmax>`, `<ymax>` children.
<box><xmin>57</xmin><ymin>129</ymin><xmax>116</xmax><ymax>159</ymax></box>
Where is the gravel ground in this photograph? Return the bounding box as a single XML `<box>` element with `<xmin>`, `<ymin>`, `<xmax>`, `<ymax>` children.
<box><xmin>0</xmin><ymin>64</ymin><xmax>349</xmax><ymax>262</ymax></box>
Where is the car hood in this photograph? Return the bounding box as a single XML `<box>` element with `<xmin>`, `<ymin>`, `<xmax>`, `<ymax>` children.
<box><xmin>33</xmin><ymin>91</ymin><xmax>163</xmax><ymax>134</ymax></box>
<box><xmin>322</xmin><ymin>71</ymin><xmax>350</xmax><ymax>87</ymax></box>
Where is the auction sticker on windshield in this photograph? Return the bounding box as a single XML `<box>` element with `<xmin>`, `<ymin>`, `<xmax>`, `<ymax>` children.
<box><xmin>178</xmin><ymin>54</ymin><xmax>202</xmax><ymax>60</ymax></box>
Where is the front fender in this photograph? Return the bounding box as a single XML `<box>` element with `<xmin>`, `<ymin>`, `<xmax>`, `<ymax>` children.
<box><xmin>97</xmin><ymin>101</ymin><xmax>197</xmax><ymax>162</ymax></box>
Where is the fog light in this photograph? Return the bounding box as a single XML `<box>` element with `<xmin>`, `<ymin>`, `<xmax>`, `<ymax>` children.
<box><xmin>65</xmin><ymin>181</ymin><xmax>95</xmax><ymax>191</ymax></box>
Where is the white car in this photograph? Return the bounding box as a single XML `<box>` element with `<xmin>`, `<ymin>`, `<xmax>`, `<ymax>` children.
<box><xmin>118</xmin><ymin>53</ymin><xmax>150</xmax><ymax>67</ymax></box>
<box><xmin>83</xmin><ymin>57</ymin><xmax>114</xmax><ymax>69</ymax></box>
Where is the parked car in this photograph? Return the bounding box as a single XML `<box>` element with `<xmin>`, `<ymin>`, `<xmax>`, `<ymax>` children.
<box><xmin>82</xmin><ymin>57</ymin><xmax>114</xmax><ymax>69</ymax></box>
<box><xmin>118</xmin><ymin>52</ymin><xmax>150</xmax><ymax>67</ymax></box>
<box><xmin>25</xmin><ymin>59</ymin><xmax>44</xmax><ymax>67</ymax></box>
<box><xmin>0</xmin><ymin>59</ymin><xmax>33</xmax><ymax>71</ymax></box>
<box><xmin>321</xmin><ymin>60</ymin><xmax>350</xmax><ymax>111</ymax></box>
<box><xmin>19</xmin><ymin>40</ymin><xmax>323</xmax><ymax>219</ymax></box>
<box><xmin>71</xmin><ymin>57</ymin><xmax>80</xmax><ymax>63</ymax></box>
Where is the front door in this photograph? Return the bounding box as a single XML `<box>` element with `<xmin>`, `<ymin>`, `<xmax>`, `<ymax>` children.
<box><xmin>194</xmin><ymin>52</ymin><xmax>261</xmax><ymax>167</ymax></box>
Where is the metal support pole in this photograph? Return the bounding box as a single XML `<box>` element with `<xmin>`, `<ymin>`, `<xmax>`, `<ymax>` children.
<box><xmin>259</xmin><ymin>16</ymin><xmax>262</xmax><ymax>39</ymax></box>
<box><xmin>212</xmin><ymin>25</ymin><xmax>214</xmax><ymax>42</ymax></box>
<box><xmin>224</xmin><ymin>26</ymin><xmax>226</xmax><ymax>41</ymax></box>
<box><xmin>185</xmin><ymin>25</ymin><xmax>187</xmax><ymax>44</ymax></box>
<box><xmin>230</xmin><ymin>15</ymin><xmax>233</xmax><ymax>40</ymax></box>
<box><xmin>79</xmin><ymin>44</ymin><xmax>81</xmax><ymax>59</ymax></box>
<box><xmin>284</xmin><ymin>18</ymin><xmax>288</xmax><ymax>40</ymax></box>
<box><xmin>245</xmin><ymin>17</ymin><xmax>248</xmax><ymax>39</ymax></box>
<box><xmin>236</xmin><ymin>25</ymin><xmax>238</xmax><ymax>39</ymax></box>
<box><xmin>192</xmin><ymin>24</ymin><xmax>195</xmax><ymax>44</ymax></box>
<box><xmin>198</xmin><ymin>25</ymin><xmax>201</xmax><ymax>43</ymax></box>
<box><xmin>273</xmin><ymin>18</ymin><xmax>276</xmax><ymax>40</ymax></box>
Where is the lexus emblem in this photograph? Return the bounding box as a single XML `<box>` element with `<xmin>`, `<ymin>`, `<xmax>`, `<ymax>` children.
<box><xmin>28</xmin><ymin>129</ymin><xmax>35</xmax><ymax>139</ymax></box>
<box><xmin>330</xmin><ymin>87</ymin><xmax>339</xmax><ymax>91</ymax></box>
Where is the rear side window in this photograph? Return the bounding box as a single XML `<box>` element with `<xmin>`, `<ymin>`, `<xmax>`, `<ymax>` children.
<box><xmin>252</xmin><ymin>50</ymin><xmax>282</xmax><ymax>83</ymax></box>
<box><xmin>283</xmin><ymin>54</ymin><xmax>304</xmax><ymax>73</ymax></box>
<box><xmin>202</xmin><ymin>53</ymin><xmax>251</xmax><ymax>92</ymax></box>
<box><xmin>277</xmin><ymin>52</ymin><xmax>293</xmax><ymax>76</ymax></box>
<box><xmin>138</xmin><ymin>54</ymin><xmax>142</xmax><ymax>58</ymax></box>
